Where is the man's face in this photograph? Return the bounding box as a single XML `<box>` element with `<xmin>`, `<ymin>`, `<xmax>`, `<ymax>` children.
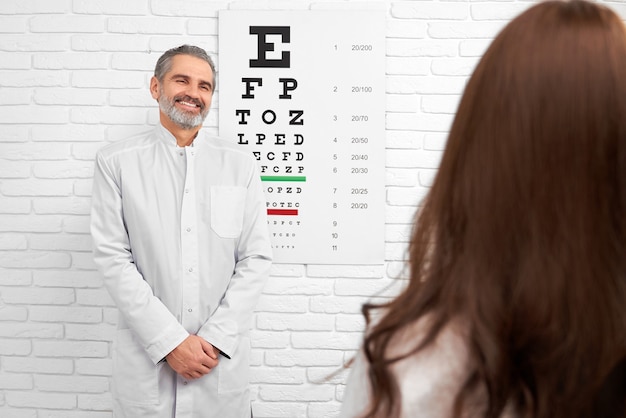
<box><xmin>150</xmin><ymin>54</ymin><xmax>214</xmax><ymax>130</ymax></box>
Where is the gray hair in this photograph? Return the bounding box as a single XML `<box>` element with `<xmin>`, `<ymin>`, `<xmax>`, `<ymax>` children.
<box><xmin>154</xmin><ymin>45</ymin><xmax>216</xmax><ymax>86</ymax></box>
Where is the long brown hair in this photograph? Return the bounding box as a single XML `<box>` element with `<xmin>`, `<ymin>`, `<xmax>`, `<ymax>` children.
<box><xmin>362</xmin><ymin>1</ymin><xmax>626</xmax><ymax>417</ymax></box>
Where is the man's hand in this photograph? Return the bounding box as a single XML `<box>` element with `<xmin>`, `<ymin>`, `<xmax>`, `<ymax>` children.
<box><xmin>165</xmin><ymin>335</ymin><xmax>219</xmax><ymax>380</ymax></box>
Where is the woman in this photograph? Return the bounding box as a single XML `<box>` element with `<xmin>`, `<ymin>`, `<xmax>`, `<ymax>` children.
<box><xmin>341</xmin><ymin>1</ymin><xmax>626</xmax><ymax>417</ymax></box>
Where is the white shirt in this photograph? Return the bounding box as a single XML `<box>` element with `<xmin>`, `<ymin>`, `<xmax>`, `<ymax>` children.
<box><xmin>340</xmin><ymin>320</ymin><xmax>510</xmax><ymax>418</ymax></box>
<box><xmin>91</xmin><ymin>124</ymin><xmax>272</xmax><ymax>418</ymax></box>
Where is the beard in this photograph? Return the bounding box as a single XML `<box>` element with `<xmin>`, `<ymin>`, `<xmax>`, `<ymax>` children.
<box><xmin>158</xmin><ymin>90</ymin><xmax>209</xmax><ymax>130</ymax></box>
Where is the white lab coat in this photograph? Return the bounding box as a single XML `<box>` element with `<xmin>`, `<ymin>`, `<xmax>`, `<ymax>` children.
<box><xmin>90</xmin><ymin>124</ymin><xmax>272</xmax><ymax>418</ymax></box>
<box><xmin>340</xmin><ymin>319</ymin><xmax>515</xmax><ymax>418</ymax></box>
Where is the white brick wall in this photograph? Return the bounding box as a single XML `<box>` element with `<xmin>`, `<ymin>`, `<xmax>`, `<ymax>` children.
<box><xmin>1</xmin><ymin>1</ymin><xmax>624</xmax><ymax>417</ymax></box>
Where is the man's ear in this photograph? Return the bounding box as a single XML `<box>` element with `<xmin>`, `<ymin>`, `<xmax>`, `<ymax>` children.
<box><xmin>150</xmin><ymin>76</ymin><xmax>160</xmax><ymax>100</ymax></box>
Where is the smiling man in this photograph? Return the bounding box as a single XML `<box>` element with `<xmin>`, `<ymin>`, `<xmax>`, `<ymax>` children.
<box><xmin>90</xmin><ymin>45</ymin><xmax>272</xmax><ymax>418</ymax></box>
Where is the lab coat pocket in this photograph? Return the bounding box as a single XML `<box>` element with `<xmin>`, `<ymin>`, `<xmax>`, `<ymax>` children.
<box><xmin>218</xmin><ymin>336</ymin><xmax>251</xmax><ymax>393</ymax></box>
<box><xmin>112</xmin><ymin>329</ymin><xmax>159</xmax><ymax>405</ymax></box>
<box><xmin>210</xmin><ymin>186</ymin><xmax>246</xmax><ymax>239</ymax></box>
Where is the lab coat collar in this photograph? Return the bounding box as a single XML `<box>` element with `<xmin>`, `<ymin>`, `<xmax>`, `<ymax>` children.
<box><xmin>156</xmin><ymin>123</ymin><xmax>199</xmax><ymax>149</ymax></box>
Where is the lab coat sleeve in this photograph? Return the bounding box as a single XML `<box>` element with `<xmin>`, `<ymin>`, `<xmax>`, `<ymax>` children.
<box><xmin>197</xmin><ymin>164</ymin><xmax>272</xmax><ymax>358</ymax></box>
<box><xmin>90</xmin><ymin>151</ymin><xmax>189</xmax><ymax>364</ymax></box>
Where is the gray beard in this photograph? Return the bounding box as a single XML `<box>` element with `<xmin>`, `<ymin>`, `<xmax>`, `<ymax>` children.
<box><xmin>158</xmin><ymin>94</ymin><xmax>207</xmax><ymax>130</ymax></box>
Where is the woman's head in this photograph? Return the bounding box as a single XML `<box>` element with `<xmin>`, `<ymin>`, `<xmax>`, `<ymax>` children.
<box><xmin>363</xmin><ymin>1</ymin><xmax>626</xmax><ymax>417</ymax></box>
<box><xmin>433</xmin><ymin>0</ymin><xmax>626</xmax><ymax>272</ymax></box>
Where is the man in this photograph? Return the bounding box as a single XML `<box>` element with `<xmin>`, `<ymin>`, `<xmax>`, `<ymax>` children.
<box><xmin>90</xmin><ymin>45</ymin><xmax>272</xmax><ymax>417</ymax></box>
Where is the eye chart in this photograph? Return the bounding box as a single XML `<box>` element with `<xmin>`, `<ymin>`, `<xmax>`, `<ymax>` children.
<box><xmin>218</xmin><ymin>10</ymin><xmax>385</xmax><ymax>264</ymax></box>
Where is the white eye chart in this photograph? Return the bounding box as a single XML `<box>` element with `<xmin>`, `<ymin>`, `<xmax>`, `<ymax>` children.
<box><xmin>218</xmin><ymin>10</ymin><xmax>385</xmax><ymax>265</ymax></box>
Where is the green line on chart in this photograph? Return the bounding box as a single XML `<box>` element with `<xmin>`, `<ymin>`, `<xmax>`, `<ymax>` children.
<box><xmin>261</xmin><ymin>176</ymin><xmax>307</xmax><ymax>182</ymax></box>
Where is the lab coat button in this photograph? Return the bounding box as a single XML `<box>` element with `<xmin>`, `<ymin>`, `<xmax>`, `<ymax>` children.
<box><xmin>186</xmin><ymin>227</ymin><xmax>191</xmax><ymax>232</ymax></box>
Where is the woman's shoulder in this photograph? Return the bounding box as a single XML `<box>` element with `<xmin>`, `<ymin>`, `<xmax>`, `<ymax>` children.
<box><xmin>390</xmin><ymin>318</ymin><xmax>517</xmax><ymax>418</ymax></box>
<box><xmin>389</xmin><ymin>317</ymin><xmax>471</xmax><ymax>417</ymax></box>
<box><xmin>340</xmin><ymin>317</ymin><xmax>471</xmax><ymax>418</ymax></box>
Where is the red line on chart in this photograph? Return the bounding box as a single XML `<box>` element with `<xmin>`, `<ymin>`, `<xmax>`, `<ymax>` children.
<box><xmin>267</xmin><ymin>209</ymin><xmax>298</xmax><ymax>216</ymax></box>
